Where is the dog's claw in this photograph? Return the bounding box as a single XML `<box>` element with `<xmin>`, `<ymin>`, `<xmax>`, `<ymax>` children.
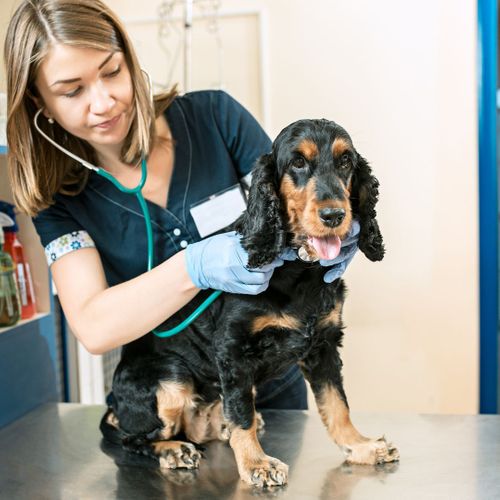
<box><xmin>243</xmin><ymin>456</ymin><xmax>289</xmax><ymax>488</ymax></box>
<box><xmin>344</xmin><ymin>437</ymin><xmax>399</xmax><ymax>465</ymax></box>
<box><xmin>158</xmin><ymin>442</ymin><xmax>201</xmax><ymax>470</ymax></box>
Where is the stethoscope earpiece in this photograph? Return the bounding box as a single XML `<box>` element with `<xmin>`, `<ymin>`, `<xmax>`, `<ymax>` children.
<box><xmin>33</xmin><ymin>67</ymin><xmax>153</xmax><ymax>167</ymax></box>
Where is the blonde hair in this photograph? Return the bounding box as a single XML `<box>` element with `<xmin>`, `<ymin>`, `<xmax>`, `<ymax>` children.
<box><xmin>4</xmin><ymin>0</ymin><xmax>177</xmax><ymax>216</ymax></box>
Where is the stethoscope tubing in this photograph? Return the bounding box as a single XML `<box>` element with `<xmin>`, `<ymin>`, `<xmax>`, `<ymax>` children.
<box><xmin>33</xmin><ymin>108</ymin><xmax>221</xmax><ymax>338</ymax></box>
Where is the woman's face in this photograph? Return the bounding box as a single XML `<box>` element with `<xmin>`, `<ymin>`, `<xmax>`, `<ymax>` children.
<box><xmin>34</xmin><ymin>44</ymin><xmax>134</xmax><ymax>156</ymax></box>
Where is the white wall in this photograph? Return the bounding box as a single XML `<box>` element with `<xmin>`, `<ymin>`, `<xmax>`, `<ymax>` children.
<box><xmin>1</xmin><ymin>0</ymin><xmax>479</xmax><ymax>413</ymax></box>
<box><xmin>111</xmin><ymin>0</ymin><xmax>478</xmax><ymax>414</ymax></box>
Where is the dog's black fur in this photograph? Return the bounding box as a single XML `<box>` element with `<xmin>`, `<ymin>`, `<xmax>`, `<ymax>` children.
<box><xmin>100</xmin><ymin>119</ymin><xmax>397</xmax><ymax>487</ymax></box>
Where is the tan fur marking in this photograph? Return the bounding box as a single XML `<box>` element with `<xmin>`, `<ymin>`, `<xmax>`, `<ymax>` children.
<box><xmin>230</xmin><ymin>416</ymin><xmax>289</xmax><ymax>485</ymax></box>
<box><xmin>106</xmin><ymin>411</ymin><xmax>120</xmax><ymax>429</ymax></box>
<box><xmin>156</xmin><ymin>381</ymin><xmax>196</xmax><ymax>439</ymax></box>
<box><xmin>230</xmin><ymin>417</ymin><xmax>266</xmax><ymax>471</ymax></box>
<box><xmin>318</xmin><ymin>301</ymin><xmax>343</xmax><ymax>328</ymax></box>
<box><xmin>152</xmin><ymin>440</ymin><xmax>190</xmax><ymax>454</ymax></box>
<box><xmin>280</xmin><ymin>171</ymin><xmax>355</xmax><ymax>261</ymax></box>
<box><xmin>306</xmin><ymin>194</ymin><xmax>353</xmax><ymax>237</ymax></box>
<box><xmin>297</xmin><ymin>139</ymin><xmax>319</xmax><ymax>160</ymax></box>
<box><xmin>183</xmin><ymin>400</ymin><xmax>230</xmax><ymax>444</ymax></box>
<box><xmin>280</xmin><ymin>174</ymin><xmax>308</xmax><ymax>243</ymax></box>
<box><xmin>317</xmin><ymin>386</ymin><xmax>367</xmax><ymax>446</ymax></box>
<box><xmin>332</xmin><ymin>137</ymin><xmax>351</xmax><ymax>157</ymax></box>
<box><xmin>280</xmin><ymin>176</ymin><xmax>325</xmax><ymax>249</ymax></box>
<box><xmin>281</xmin><ymin>175</ymin><xmax>352</xmax><ymax>235</ymax></box>
<box><xmin>251</xmin><ymin>313</ymin><xmax>301</xmax><ymax>334</ymax></box>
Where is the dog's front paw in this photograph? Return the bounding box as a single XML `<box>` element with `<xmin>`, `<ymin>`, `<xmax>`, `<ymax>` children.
<box><xmin>343</xmin><ymin>437</ymin><xmax>399</xmax><ymax>465</ymax></box>
<box><xmin>156</xmin><ymin>441</ymin><xmax>202</xmax><ymax>469</ymax></box>
<box><xmin>240</xmin><ymin>456</ymin><xmax>288</xmax><ymax>487</ymax></box>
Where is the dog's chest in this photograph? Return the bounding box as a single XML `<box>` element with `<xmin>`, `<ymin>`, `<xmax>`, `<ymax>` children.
<box><xmin>272</xmin><ymin>268</ymin><xmax>342</xmax><ymax>323</ymax></box>
<box><xmin>249</xmin><ymin>286</ymin><xmax>343</xmax><ymax>358</ymax></box>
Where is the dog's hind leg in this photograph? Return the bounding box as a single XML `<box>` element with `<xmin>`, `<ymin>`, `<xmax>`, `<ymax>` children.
<box><xmin>217</xmin><ymin>360</ymin><xmax>288</xmax><ymax>487</ymax></box>
<box><xmin>122</xmin><ymin>381</ymin><xmax>204</xmax><ymax>469</ymax></box>
<box><xmin>106</xmin><ymin>357</ymin><xmax>203</xmax><ymax>470</ymax></box>
<box><xmin>301</xmin><ymin>340</ymin><xmax>399</xmax><ymax>465</ymax></box>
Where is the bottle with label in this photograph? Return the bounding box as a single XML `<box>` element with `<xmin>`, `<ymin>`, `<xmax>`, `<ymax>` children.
<box><xmin>0</xmin><ymin>212</ymin><xmax>21</xmax><ymax>327</ymax></box>
<box><xmin>0</xmin><ymin>201</ymin><xmax>36</xmax><ymax>319</ymax></box>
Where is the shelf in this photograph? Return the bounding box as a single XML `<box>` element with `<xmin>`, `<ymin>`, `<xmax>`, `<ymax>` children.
<box><xmin>0</xmin><ymin>312</ymin><xmax>50</xmax><ymax>335</ymax></box>
<box><xmin>0</xmin><ymin>153</ymin><xmax>59</xmax><ymax>426</ymax></box>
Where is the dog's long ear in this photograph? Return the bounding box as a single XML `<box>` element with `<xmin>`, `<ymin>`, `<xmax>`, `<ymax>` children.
<box><xmin>234</xmin><ymin>153</ymin><xmax>287</xmax><ymax>267</ymax></box>
<box><xmin>351</xmin><ymin>154</ymin><xmax>385</xmax><ymax>261</ymax></box>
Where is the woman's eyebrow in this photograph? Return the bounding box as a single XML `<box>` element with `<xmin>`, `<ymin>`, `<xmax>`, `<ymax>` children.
<box><xmin>98</xmin><ymin>52</ymin><xmax>115</xmax><ymax>70</ymax></box>
<box><xmin>50</xmin><ymin>52</ymin><xmax>115</xmax><ymax>87</ymax></box>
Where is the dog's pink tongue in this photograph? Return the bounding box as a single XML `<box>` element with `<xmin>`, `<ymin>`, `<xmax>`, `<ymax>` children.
<box><xmin>308</xmin><ymin>235</ymin><xmax>341</xmax><ymax>260</ymax></box>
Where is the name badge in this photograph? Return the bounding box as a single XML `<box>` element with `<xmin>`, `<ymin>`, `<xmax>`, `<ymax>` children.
<box><xmin>190</xmin><ymin>184</ymin><xmax>247</xmax><ymax>238</ymax></box>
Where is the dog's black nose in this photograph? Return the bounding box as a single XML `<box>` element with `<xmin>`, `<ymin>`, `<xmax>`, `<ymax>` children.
<box><xmin>319</xmin><ymin>208</ymin><xmax>345</xmax><ymax>227</ymax></box>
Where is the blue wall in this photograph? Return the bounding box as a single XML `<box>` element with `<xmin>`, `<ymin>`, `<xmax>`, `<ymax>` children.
<box><xmin>478</xmin><ymin>0</ymin><xmax>498</xmax><ymax>413</ymax></box>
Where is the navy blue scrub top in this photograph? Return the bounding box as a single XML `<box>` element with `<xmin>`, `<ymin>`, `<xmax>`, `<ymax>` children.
<box><xmin>33</xmin><ymin>90</ymin><xmax>271</xmax><ymax>286</ymax></box>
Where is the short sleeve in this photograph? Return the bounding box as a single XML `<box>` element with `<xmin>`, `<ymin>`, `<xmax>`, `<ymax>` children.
<box><xmin>210</xmin><ymin>91</ymin><xmax>272</xmax><ymax>180</ymax></box>
<box><xmin>32</xmin><ymin>199</ymin><xmax>95</xmax><ymax>265</ymax></box>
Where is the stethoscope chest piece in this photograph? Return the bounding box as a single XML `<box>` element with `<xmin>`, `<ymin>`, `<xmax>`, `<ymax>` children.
<box><xmin>298</xmin><ymin>246</ymin><xmax>318</xmax><ymax>262</ymax></box>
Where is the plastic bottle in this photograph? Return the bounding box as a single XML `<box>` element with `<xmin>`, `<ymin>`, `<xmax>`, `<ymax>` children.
<box><xmin>0</xmin><ymin>202</ymin><xmax>36</xmax><ymax>319</ymax></box>
<box><xmin>0</xmin><ymin>212</ymin><xmax>21</xmax><ymax>327</ymax></box>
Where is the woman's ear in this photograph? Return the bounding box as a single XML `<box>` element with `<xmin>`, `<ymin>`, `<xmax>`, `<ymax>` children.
<box><xmin>350</xmin><ymin>154</ymin><xmax>385</xmax><ymax>261</ymax></box>
<box><xmin>26</xmin><ymin>89</ymin><xmax>41</xmax><ymax>108</ymax></box>
<box><xmin>234</xmin><ymin>153</ymin><xmax>287</xmax><ymax>267</ymax></box>
<box><xmin>26</xmin><ymin>89</ymin><xmax>50</xmax><ymax>118</ymax></box>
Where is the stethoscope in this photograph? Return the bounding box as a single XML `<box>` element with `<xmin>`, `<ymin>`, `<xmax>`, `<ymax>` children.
<box><xmin>32</xmin><ymin>78</ymin><xmax>221</xmax><ymax>338</ymax></box>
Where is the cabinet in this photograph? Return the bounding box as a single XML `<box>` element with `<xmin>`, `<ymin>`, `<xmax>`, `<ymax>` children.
<box><xmin>0</xmin><ymin>153</ymin><xmax>59</xmax><ymax>428</ymax></box>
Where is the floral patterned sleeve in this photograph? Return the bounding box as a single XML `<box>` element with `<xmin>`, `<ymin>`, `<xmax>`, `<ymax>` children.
<box><xmin>44</xmin><ymin>231</ymin><xmax>96</xmax><ymax>266</ymax></box>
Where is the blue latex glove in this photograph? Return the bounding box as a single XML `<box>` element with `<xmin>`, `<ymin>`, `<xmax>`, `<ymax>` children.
<box><xmin>185</xmin><ymin>231</ymin><xmax>284</xmax><ymax>294</ymax></box>
<box><xmin>280</xmin><ymin>220</ymin><xmax>360</xmax><ymax>283</ymax></box>
<box><xmin>320</xmin><ymin>219</ymin><xmax>359</xmax><ymax>283</ymax></box>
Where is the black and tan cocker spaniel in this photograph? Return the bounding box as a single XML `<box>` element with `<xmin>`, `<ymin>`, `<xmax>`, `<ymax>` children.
<box><xmin>100</xmin><ymin>119</ymin><xmax>399</xmax><ymax>488</ymax></box>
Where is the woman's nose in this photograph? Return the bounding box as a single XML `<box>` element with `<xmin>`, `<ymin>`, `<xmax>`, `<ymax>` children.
<box><xmin>89</xmin><ymin>82</ymin><xmax>114</xmax><ymax>114</ymax></box>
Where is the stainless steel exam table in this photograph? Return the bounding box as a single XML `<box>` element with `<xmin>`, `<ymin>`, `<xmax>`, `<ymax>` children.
<box><xmin>0</xmin><ymin>403</ymin><xmax>499</xmax><ymax>499</ymax></box>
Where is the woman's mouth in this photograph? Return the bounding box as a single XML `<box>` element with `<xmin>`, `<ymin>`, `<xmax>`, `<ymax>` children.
<box><xmin>95</xmin><ymin>114</ymin><xmax>121</xmax><ymax>129</ymax></box>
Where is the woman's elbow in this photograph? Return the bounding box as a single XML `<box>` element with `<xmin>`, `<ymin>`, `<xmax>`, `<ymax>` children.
<box><xmin>84</xmin><ymin>341</ymin><xmax>107</xmax><ymax>356</ymax></box>
<box><xmin>71</xmin><ymin>322</ymin><xmax>110</xmax><ymax>355</ymax></box>
<box><xmin>79</xmin><ymin>335</ymin><xmax>107</xmax><ymax>355</ymax></box>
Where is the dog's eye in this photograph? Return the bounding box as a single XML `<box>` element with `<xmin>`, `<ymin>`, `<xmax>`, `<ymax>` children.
<box><xmin>291</xmin><ymin>157</ymin><xmax>306</xmax><ymax>169</ymax></box>
<box><xmin>339</xmin><ymin>153</ymin><xmax>350</xmax><ymax>168</ymax></box>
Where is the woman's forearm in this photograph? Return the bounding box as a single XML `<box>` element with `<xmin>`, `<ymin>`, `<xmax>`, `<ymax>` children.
<box><xmin>75</xmin><ymin>251</ymin><xmax>199</xmax><ymax>354</ymax></box>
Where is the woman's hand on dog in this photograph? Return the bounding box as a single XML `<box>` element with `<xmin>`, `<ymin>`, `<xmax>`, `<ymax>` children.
<box><xmin>185</xmin><ymin>231</ymin><xmax>284</xmax><ymax>294</ymax></box>
<box><xmin>320</xmin><ymin>219</ymin><xmax>359</xmax><ymax>282</ymax></box>
<box><xmin>280</xmin><ymin>220</ymin><xmax>360</xmax><ymax>283</ymax></box>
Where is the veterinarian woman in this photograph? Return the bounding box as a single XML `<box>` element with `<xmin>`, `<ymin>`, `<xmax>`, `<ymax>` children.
<box><xmin>4</xmin><ymin>0</ymin><xmax>358</xmax><ymax>410</ymax></box>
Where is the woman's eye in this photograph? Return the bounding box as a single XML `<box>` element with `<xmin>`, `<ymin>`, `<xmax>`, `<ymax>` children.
<box><xmin>106</xmin><ymin>66</ymin><xmax>121</xmax><ymax>78</ymax></box>
<box><xmin>292</xmin><ymin>157</ymin><xmax>306</xmax><ymax>168</ymax></box>
<box><xmin>64</xmin><ymin>87</ymin><xmax>82</xmax><ymax>98</ymax></box>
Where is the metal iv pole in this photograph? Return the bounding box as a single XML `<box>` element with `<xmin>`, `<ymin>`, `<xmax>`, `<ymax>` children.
<box><xmin>183</xmin><ymin>0</ymin><xmax>193</xmax><ymax>92</ymax></box>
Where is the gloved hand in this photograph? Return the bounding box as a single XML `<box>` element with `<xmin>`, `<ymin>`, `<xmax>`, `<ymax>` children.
<box><xmin>185</xmin><ymin>231</ymin><xmax>284</xmax><ymax>294</ymax></box>
<box><xmin>280</xmin><ymin>220</ymin><xmax>360</xmax><ymax>283</ymax></box>
<box><xmin>320</xmin><ymin>219</ymin><xmax>359</xmax><ymax>283</ymax></box>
